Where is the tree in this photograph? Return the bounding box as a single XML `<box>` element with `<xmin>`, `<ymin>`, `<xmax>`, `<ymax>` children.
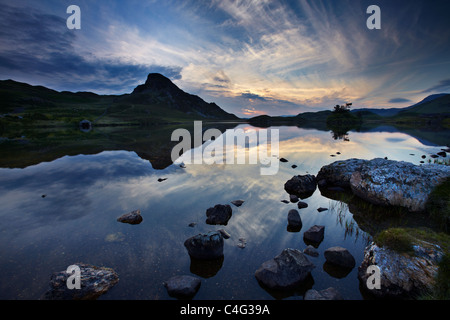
<box><xmin>333</xmin><ymin>103</ymin><xmax>352</xmax><ymax>113</ymax></box>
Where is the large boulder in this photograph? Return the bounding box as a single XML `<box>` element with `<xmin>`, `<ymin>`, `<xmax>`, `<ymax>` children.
<box><xmin>184</xmin><ymin>231</ymin><xmax>224</xmax><ymax>260</ymax></box>
<box><xmin>43</xmin><ymin>263</ymin><xmax>119</xmax><ymax>300</ymax></box>
<box><xmin>350</xmin><ymin>158</ymin><xmax>450</xmax><ymax>212</ymax></box>
<box><xmin>358</xmin><ymin>242</ymin><xmax>443</xmax><ymax>299</ymax></box>
<box><xmin>206</xmin><ymin>204</ymin><xmax>232</xmax><ymax>225</ymax></box>
<box><xmin>255</xmin><ymin>248</ymin><xmax>315</xmax><ymax>290</ymax></box>
<box><xmin>284</xmin><ymin>174</ymin><xmax>317</xmax><ymax>199</ymax></box>
<box><xmin>317</xmin><ymin>158</ymin><xmax>368</xmax><ymax>188</ymax></box>
<box><xmin>317</xmin><ymin>158</ymin><xmax>450</xmax><ymax>212</ymax></box>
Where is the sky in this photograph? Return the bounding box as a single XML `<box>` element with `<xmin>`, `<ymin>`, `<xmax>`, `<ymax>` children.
<box><xmin>1</xmin><ymin>0</ymin><xmax>450</xmax><ymax>118</ymax></box>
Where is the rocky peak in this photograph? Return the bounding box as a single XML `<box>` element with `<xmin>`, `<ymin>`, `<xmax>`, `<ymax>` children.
<box><xmin>132</xmin><ymin>73</ymin><xmax>180</xmax><ymax>94</ymax></box>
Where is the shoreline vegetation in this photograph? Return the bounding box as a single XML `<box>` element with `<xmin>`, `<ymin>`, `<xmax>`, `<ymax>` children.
<box><xmin>1</xmin><ymin>74</ymin><xmax>450</xmax><ymax>299</ymax></box>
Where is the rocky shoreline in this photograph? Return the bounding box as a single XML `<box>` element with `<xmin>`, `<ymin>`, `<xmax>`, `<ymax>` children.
<box><xmin>42</xmin><ymin>158</ymin><xmax>449</xmax><ymax>300</ymax></box>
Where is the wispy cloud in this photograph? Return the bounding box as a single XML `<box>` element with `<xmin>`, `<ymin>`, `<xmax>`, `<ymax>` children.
<box><xmin>0</xmin><ymin>1</ymin><xmax>449</xmax><ymax>116</ymax></box>
<box><xmin>422</xmin><ymin>79</ymin><xmax>450</xmax><ymax>93</ymax></box>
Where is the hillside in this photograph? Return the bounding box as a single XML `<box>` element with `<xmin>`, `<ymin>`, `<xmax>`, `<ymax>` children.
<box><xmin>0</xmin><ymin>73</ymin><xmax>239</xmax><ymax>133</ymax></box>
<box><xmin>351</xmin><ymin>94</ymin><xmax>450</xmax><ymax>117</ymax></box>
<box><xmin>397</xmin><ymin>94</ymin><xmax>450</xmax><ymax>115</ymax></box>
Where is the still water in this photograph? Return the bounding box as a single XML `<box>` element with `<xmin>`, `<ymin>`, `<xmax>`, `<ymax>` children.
<box><xmin>0</xmin><ymin>124</ymin><xmax>447</xmax><ymax>299</ymax></box>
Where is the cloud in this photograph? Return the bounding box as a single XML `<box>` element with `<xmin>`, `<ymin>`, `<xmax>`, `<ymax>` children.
<box><xmin>421</xmin><ymin>79</ymin><xmax>450</xmax><ymax>93</ymax></box>
<box><xmin>240</xmin><ymin>92</ymin><xmax>268</xmax><ymax>101</ymax></box>
<box><xmin>388</xmin><ymin>98</ymin><xmax>412</xmax><ymax>103</ymax></box>
<box><xmin>0</xmin><ymin>4</ymin><xmax>182</xmax><ymax>93</ymax></box>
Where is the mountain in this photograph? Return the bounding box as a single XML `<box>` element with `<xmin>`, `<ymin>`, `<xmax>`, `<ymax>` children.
<box><xmin>397</xmin><ymin>94</ymin><xmax>450</xmax><ymax>115</ymax></box>
<box><xmin>0</xmin><ymin>73</ymin><xmax>238</xmax><ymax>129</ymax></box>
<box><xmin>122</xmin><ymin>73</ymin><xmax>238</xmax><ymax>119</ymax></box>
<box><xmin>351</xmin><ymin>93</ymin><xmax>450</xmax><ymax>117</ymax></box>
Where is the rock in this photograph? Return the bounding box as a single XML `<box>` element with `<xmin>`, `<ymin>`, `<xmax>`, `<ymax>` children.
<box><xmin>303</xmin><ymin>225</ymin><xmax>325</xmax><ymax>244</ymax></box>
<box><xmin>437</xmin><ymin>151</ymin><xmax>447</xmax><ymax>157</ymax></box>
<box><xmin>430</xmin><ymin>154</ymin><xmax>439</xmax><ymax>158</ymax></box>
<box><xmin>231</xmin><ymin>200</ymin><xmax>244</xmax><ymax>207</ymax></box>
<box><xmin>163</xmin><ymin>275</ymin><xmax>201</xmax><ymax>299</ymax></box>
<box><xmin>303</xmin><ymin>245</ymin><xmax>319</xmax><ymax>257</ymax></box>
<box><xmin>79</xmin><ymin>120</ymin><xmax>92</xmax><ymax>132</ymax></box>
<box><xmin>316</xmin><ymin>158</ymin><xmax>368</xmax><ymax>188</ymax></box>
<box><xmin>188</xmin><ymin>222</ymin><xmax>197</xmax><ymax>227</ymax></box>
<box><xmin>422</xmin><ymin>155</ymin><xmax>426</xmax><ymax>159</ymax></box>
<box><xmin>284</xmin><ymin>174</ymin><xmax>317</xmax><ymax>199</ymax></box>
<box><xmin>105</xmin><ymin>232</ymin><xmax>125</xmax><ymax>242</ymax></box>
<box><xmin>358</xmin><ymin>241</ymin><xmax>443</xmax><ymax>299</ymax></box>
<box><xmin>237</xmin><ymin>238</ymin><xmax>247</xmax><ymax>248</ymax></box>
<box><xmin>205</xmin><ymin>204</ymin><xmax>232</xmax><ymax>225</ymax></box>
<box><xmin>317</xmin><ymin>207</ymin><xmax>328</xmax><ymax>212</ymax></box>
<box><xmin>350</xmin><ymin>158</ymin><xmax>450</xmax><ymax>212</ymax></box>
<box><xmin>279</xmin><ymin>158</ymin><xmax>288</xmax><ymax>162</ymax></box>
<box><xmin>218</xmin><ymin>229</ymin><xmax>231</xmax><ymax>239</ymax></box>
<box><xmin>287</xmin><ymin>209</ymin><xmax>302</xmax><ymax>228</ymax></box>
<box><xmin>304</xmin><ymin>287</ymin><xmax>343</xmax><ymax>300</ymax></box>
<box><xmin>291</xmin><ymin>165</ymin><xmax>297</xmax><ymax>169</ymax></box>
<box><xmin>281</xmin><ymin>200</ymin><xmax>289</xmax><ymax>204</ymax></box>
<box><xmin>43</xmin><ymin>263</ymin><xmax>119</xmax><ymax>300</ymax></box>
<box><xmin>254</xmin><ymin>248</ymin><xmax>315</xmax><ymax>290</ymax></box>
<box><xmin>289</xmin><ymin>194</ymin><xmax>299</xmax><ymax>203</ymax></box>
<box><xmin>184</xmin><ymin>231</ymin><xmax>224</xmax><ymax>260</ymax></box>
<box><xmin>117</xmin><ymin>209</ymin><xmax>143</xmax><ymax>225</ymax></box>
<box><xmin>324</xmin><ymin>247</ymin><xmax>355</xmax><ymax>269</ymax></box>
<box><xmin>157</xmin><ymin>178</ymin><xmax>168</xmax><ymax>182</ymax></box>
<box><xmin>297</xmin><ymin>201</ymin><xmax>308</xmax><ymax>209</ymax></box>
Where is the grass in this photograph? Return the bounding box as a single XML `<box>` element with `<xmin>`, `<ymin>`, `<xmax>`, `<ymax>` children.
<box><xmin>426</xmin><ymin>178</ymin><xmax>450</xmax><ymax>232</ymax></box>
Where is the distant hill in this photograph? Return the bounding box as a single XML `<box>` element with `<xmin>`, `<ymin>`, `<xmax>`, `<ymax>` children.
<box><xmin>0</xmin><ymin>73</ymin><xmax>238</xmax><ymax>129</ymax></box>
<box><xmin>397</xmin><ymin>94</ymin><xmax>450</xmax><ymax>116</ymax></box>
<box><xmin>351</xmin><ymin>93</ymin><xmax>450</xmax><ymax>117</ymax></box>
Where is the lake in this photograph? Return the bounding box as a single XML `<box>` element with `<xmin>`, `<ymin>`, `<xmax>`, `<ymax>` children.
<box><xmin>0</xmin><ymin>123</ymin><xmax>448</xmax><ymax>300</ymax></box>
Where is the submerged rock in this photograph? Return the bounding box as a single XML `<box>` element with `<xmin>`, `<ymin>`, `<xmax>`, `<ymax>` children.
<box><xmin>163</xmin><ymin>275</ymin><xmax>201</xmax><ymax>299</ymax></box>
<box><xmin>184</xmin><ymin>231</ymin><xmax>224</xmax><ymax>260</ymax></box>
<box><xmin>303</xmin><ymin>245</ymin><xmax>319</xmax><ymax>257</ymax></box>
<box><xmin>237</xmin><ymin>238</ymin><xmax>247</xmax><ymax>249</ymax></box>
<box><xmin>43</xmin><ymin>263</ymin><xmax>119</xmax><ymax>300</ymax></box>
<box><xmin>206</xmin><ymin>204</ymin><xmax>232</xmax><ymax>225</ymax></box>
<box><xmin>304</xmin><ymin>287</ymin><xmax>343</xmax><ymax>300</ymax></box>
<box><xmin>358</xmin><ymin>241</ymin><xmax>443</xmax><ymax>299</ymax></box>
<box><xmin>284</xmin><ymin>174</ymin><xmax>317</xmax><ymax>199</ymax></box>
<box><xmin>255</xmin><ymin>248</ymin><xmax>315</xmax><ymax>290</ymax></box>
<box><xmin>117</xmin><ymin>209</ymin><xmax>143</xmax><ymax>225</ymax></box>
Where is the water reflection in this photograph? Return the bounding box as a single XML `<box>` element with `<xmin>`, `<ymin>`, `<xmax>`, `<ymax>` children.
<box><xmin>0</xmin><ymin>124</ymin><xmax>448</xmax><ymax>300</ymax></box>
